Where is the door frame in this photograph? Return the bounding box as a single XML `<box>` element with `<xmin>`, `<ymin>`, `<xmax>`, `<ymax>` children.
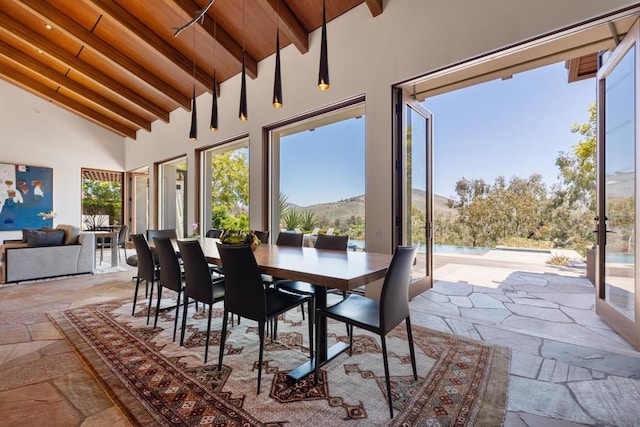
<box><xmin>393</xmin><ymin>88</ymin><xmax>434</xmax><ymax>298</ymax></box>
<box><xmin>595</xmin><ymin>17</ymin><xmax>640</xmax><ymax>349</ymax></box>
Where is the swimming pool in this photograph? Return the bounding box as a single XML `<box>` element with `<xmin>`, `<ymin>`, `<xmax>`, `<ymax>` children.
<box><xmin>348</xmin><ymin>240</ymin><xmax>490</xmax><ymax>255</ymax></box>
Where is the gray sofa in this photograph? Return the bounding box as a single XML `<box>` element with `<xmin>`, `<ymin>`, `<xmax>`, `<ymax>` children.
<box><xmin>1</xmin><ymin>225</ymin><xmax>95</xmax><ymax>283</ymax></box>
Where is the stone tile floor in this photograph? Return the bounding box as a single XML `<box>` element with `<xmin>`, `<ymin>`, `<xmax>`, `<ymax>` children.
<box><xmin>413</xmin><ymin>251</ymin><xmax>640</xmax><ymax>426</ymax></box>
<box><xmin>0</xmin><ymin>248</ymin><xmax>639</xmax><ymax>426</ymax></box>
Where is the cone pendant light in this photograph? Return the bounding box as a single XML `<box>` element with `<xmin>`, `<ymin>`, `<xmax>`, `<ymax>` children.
<box><xmin>210</xmin><ymin>20</ymin><xmax>218</xmax><ymax>131</ymax></box>
<box><xmin>239</xmin><ymin>0</ymin><xmax>248</xmax><ymax>121</ymax></box>
<box><xmin>239</xmin><ymin>53</ymin><xmax>248</xmax><ymax>121</ymax></box>
<box><xmin>189</xmin><ymin>26</ymin><xmax>197</xmax><ymax>140</ymax></box>
<box><xmin>273</xmin><ymin>0</ymin><xmax>283</xmax><ymax>108</ymax></box>
<box><xmin>317</xmin><ymin>0</ymin><xmax>329</xmax><ymax>91</ymax></box>
<box><xmin>189</xmin><ymin>86</ymin><xmax>198</xmax><ymax>140</ymax></box>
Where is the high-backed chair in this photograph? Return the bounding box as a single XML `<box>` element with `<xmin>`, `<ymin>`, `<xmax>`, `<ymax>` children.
<box><xmin>205</xmin><ymin>229</ymin><xmax>223</xmax><ymax>238</ymax></box>
<box><xmin>314</xmin><ymin>244</ymin><xmax>419</xmax><ymax>418</ymax></box>
<box><xmin>130</xmin><ymin>234</ymin><xmax>159</xmax><ymax>323</ymax></box>
<box><xmin>153</xmin><ymin>236</ymin><xmax>185</xmax><ymax>340</ymax></box>
<box><xmin>253</xmin><ymin>230</ymin><xmax>270</xmax><ymax>243</ymax></box>
<box><xmin>147</xmin><ymin>228</ymin><xmax>177</xmax><ymax>240</ymax></box>
<box><xmin>216</xmin><ymin>243</ymin><xmax>313</xmax><ymax>394</ymax></box>
<box><xmin>276</xmin><ymin>234</ymin><xmax>349</xmax><ymax>332</ymax></box>
<box><xmin>275</xmin><ymin>231</ymin><xmax>303</xmax><ymax>247</ymax></box>
<box><xmin>177</xmin><ymin>239</ymin><xmax>226</xmax><ymax>363</ymax></box>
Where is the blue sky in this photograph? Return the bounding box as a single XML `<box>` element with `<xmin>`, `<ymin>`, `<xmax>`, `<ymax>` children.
<box><xmin>280</xmin><ymin>61</ymin><xmax>595</xmax><ymax>206</ymax></box>
<box><xmin>280</xmin><ymin>117</ymin><xmax>365</xmax><ymax>206</ymax></box>
<box><xmin>425</xmin><ymin>62</ymin><xmax>596</xmax><ymax>198</ymax></box>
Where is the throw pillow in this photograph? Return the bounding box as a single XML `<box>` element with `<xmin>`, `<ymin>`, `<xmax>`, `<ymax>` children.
<box><xmin>56</xmin><ymin>224</ymin><xmax>80</xmax><ymax>245</ymax></box>
<box><xmin>21</xmin><ymin>228</ymin><xmax>39</xmax><ymax>242</ymax></box>
<box><xmin>25</xmin><ymin>229</ymin><xmax>66</xmax><ymax>247</ymax></box>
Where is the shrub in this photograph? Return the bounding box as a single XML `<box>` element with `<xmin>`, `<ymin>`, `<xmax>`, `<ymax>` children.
<box><xmin>547</xmin><ymin>254</ymin><xmax>570</xmax><ymax>266</ymax></box>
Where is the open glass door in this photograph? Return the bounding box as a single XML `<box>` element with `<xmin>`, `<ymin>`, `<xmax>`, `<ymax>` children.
<box><xmin>128</xmin><ymin>170</ymin><xmax>149</xmax><ymax>236</ymax></box>
<box><xmin>595</xmin><ymin>18</ymin><xmax>640</xmax><ymax>349</ymax></box>
<box><xmin>396</xmin><ymin>89</ymin><xmax>433</xmax><ymax>298</ymax></box>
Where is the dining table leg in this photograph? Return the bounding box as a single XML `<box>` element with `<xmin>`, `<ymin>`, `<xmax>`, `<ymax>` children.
<box><xmin>286</xmin><ymin>286</ymin><xmax>350</xmax><ymax>382</ymax></box>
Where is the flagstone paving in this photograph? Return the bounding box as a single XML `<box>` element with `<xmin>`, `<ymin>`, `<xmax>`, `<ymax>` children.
<box><xmin>410</xmin><ymin>250</ymin><xmax>640</xmax><ymax>426</ymax></box>
<box><xmin>0</xmin><ymin>247</ymin><xmax>639</xmax><ymax>426</ymax></box>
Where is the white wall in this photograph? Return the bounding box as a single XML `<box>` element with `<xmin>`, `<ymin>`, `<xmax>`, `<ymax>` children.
<box><xmin>125</xmin><ymin>0</ymin><xmax>638</xmax><ymax>254</ymax></box>
<box><xmin>0</xmin><ymin>80</ymin><xmax>125</xmax><ymax>242</ymax></box>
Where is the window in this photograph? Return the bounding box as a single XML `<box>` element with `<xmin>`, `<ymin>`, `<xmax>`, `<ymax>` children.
<box><xmin>200</xmin><ymin>137</ymin><xmax>250</xmax><ymax>235</ymax></box>
<box><xmin>81</xmin><ymin>168</ymin><xmax>123</xmax><ymax>231</ymax></box>
<box><xmin>269</xmin><ymin>102</ymin><xmax>365</xmax><ymax>247</ymax></box>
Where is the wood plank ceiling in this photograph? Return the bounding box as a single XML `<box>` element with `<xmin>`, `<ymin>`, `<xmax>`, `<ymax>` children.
<box><xmin>0</xmin><ymin>0</ymin><xmax>383</xmax><ymax>139</ymax></box>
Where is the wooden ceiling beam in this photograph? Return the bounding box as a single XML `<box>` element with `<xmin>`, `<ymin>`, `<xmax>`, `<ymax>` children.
<box><xmin>365</xmin><ymin>0</ymin><xmax>383</xmax><ymax>17</ymax></box>
<box><xmin>255</xmin><ymin>0</ymin><xmax>309</xmax><ymax>54</ymax></box>
<box><xmin>13</xmin><ymin>0</ymin><xmax>191</xmax><ymax>110</ymax></box>
<box><xmin>0</xmin><ymin>11</ymin><xmax>170</xmax><ymax>122</ymax></box>
<box><xmin>81</xmin><ymin>0</ymin><xmax>213</xmax><ymax>90</ymax></box>
<box><xmin>0</xmin><ymin>65</ymin><xmax>137</xmax><ymax>139</ymax></box>
<box><xmin>168</xmin><ymin>0</ymin><xmax>258</xmax><ymax>79</ymax></box>
<box><xmin>0</xmin><ymin>40</ymin><xmax>152</xmax><ymax>131</ymax></box>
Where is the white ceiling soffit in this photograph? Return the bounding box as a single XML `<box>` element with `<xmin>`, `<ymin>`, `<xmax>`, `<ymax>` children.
<box><xmin>409</xmin><ymin>10</ymin><xmax>640</xmax><ymax>102</ymax></box>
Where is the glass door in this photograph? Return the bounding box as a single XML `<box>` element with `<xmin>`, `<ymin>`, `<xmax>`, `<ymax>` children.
<box><xmin>595</xmin><ymin>18</ymin><xmax>640</xmax><ymax>349</ymax></box>
<box><xmin>128</xmin><ymin>171</ymin><xmax>149</xmax><ymax>236</ymax></box>
<box><xmin>396</xmin><ymin>90</ymin><xmax>433</xmax><ymax>298</ymax></box>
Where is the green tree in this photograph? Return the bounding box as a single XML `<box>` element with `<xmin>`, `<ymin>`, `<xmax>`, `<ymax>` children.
<box><xmin>555</xmin><ymin>102</ymin><xmax>596</xmax><ymax>211</ymax></box>
<box><xmin>82</xmin><ymin>179</ymin><xmax>122</xmax><ymax>229</ymax></box>
<box><xmin>550</xmin><ymin>102</ymin><xmax>597</xmax><ymax>254</ymax></box>
<box><xmin>210</xmin><ymin>150</ymin><xmax>249</xmax><ymax>229</ymax></box>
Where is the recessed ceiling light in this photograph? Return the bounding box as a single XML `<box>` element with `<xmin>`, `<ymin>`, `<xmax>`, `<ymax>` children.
<box><xmin>43</xmin><ymin>23</ymin><xmax>53</xmax><ymax>30</ymax></box>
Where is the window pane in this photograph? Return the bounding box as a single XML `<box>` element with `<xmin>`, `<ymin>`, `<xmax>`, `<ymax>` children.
<box><xmin>274</xmin><ymin>110</ymin><xmax>365</xmax><ymax>248</ymax></box>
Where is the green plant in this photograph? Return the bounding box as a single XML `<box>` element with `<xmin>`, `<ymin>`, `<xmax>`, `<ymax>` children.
<box><xmin>547</xmin><ymin>254</ymin><xmax>570</xmax><ymax>266</ymax></box>
<box><xmin>301</xmin><ymin>210</ymin><xmax>319</xmax><ymax>232</ymax></box>
<box><xmin>282</xmin><ymin>209</ymin><xmax>303</xmax><ymax>230</ymax></box>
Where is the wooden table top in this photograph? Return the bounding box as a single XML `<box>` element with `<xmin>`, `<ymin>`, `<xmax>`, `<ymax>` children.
<box><xmin>193</xmin><ymin>237</ymin><xmax>392</xmax><ymax>292</ymax></box>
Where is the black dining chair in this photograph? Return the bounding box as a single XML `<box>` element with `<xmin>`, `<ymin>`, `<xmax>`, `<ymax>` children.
<box><xmin>205</xmin><ymin>228</ymin><xmax>223</xmax><ymax>238</ymax></box>
<box><xmin>177</xmin><ymin>239</ymin><xmax>226</xmax><ymax>363</ymax></box>
<box><xmin>98</xmin><ymin>224</ymin><xmax>129</xmax><ymax>263</ymax></box>
<box><xmin>276</xmin><ymin>233</ymin><xmax>348</xmax><ymax>306</ymax></box>
<box><xmin>253</xmin><ymin>230</ymin><xmax>270</xmax><ymax>243</ymax></box>
<box><xmin>152</xmin><ymin>236</ymin><xmax>185</xmax><ymax>340</ymax></box>
<box><xmin>314</xmin><ymin>244</ymin><xmax>419</xmax><ymax>418</ymax></box>
<box><xmin>130</xmin><ymin>233</ymin><xmax>160</xmax><ymax>323</ymax></box>
<box><xmin>216</xmin><ymin>243</ymin><xmax>313</xmax><ymax>394</ymax></box>
<box><xmin>274</xmin><ymin>231</ymin><xmax>303</xmax><ymax>247</ymax></box>
<box><xmin>147</xmin><ymin>228</ymin><xmax>177</xmax><ymax>240</ymax></box>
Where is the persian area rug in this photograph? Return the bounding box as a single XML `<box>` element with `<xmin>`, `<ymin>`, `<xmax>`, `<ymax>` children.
<box><xmin>49</xmin><ymin>291</ymin><xmax>510</xmax><ymax>426</ymax></box>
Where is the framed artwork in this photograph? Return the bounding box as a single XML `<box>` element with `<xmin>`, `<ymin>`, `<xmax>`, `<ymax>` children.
<box><xmin>0</xmin><ymin>163</ymin><xmax>54</xmax><ymax>231</ymax></box>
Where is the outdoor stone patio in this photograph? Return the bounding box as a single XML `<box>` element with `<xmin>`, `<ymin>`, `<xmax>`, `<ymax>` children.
<box><xmin>411</xmin><ymin>250</ymin><xmax>640</xmax><ymax>426</ymax></box>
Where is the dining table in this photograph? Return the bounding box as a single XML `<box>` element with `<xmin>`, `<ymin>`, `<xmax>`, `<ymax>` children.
<box><xmin>195</xmin><ymin>237</ymin><xmax>394</xmax><ymax>381</ymax></box>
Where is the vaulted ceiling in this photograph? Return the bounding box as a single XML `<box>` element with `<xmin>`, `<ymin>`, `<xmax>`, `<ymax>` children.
<box><xmin>0</xmin><ymin>0</ymin><xmax>384</xmax><ymax>139</ymax></box>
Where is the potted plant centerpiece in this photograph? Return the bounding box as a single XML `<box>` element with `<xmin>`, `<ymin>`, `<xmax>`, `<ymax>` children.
<box><xmin>220</xmin><ymin>230</ymin><xmax>261</xmax><ymax>251</ymax></box>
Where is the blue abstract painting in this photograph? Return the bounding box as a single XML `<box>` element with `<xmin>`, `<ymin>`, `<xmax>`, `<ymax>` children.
<box><xmin>0</xmin><ymin>163</ymin><xmax>53</xmax><ymax>231</ymax></box>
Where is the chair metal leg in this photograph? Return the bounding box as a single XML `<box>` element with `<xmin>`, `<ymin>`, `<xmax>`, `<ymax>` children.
<box><xmin>132</xmin><ymin>277</ymin><xmax>141</xmax><ymax>315</ymax></box>
<box><xmin>313</xmin><ymin>310</ymin><xmax>323</xmax><ymax>385</ymax></box>
<box><xmin>146</xmin><ymin>280</ymin><xmax>155</xmax><ymax>325</ymax></box>
<box><xmin>218</xmin><ymin>309</ymin><xmax>229</xmax><ymax>370</ymax></box>
<box><xmin>180</xmin><ymin>296</ymin><xmax>190</xmax><ymax>346</ymax></box>
<box><xmin>307</xmin><ymin>298</ymin><xmax>314</xmax><ymax>359</ymax></box>
<box><xmin>173</xmin><ymin>291</ymin><xmax>182</xmax><ymax>342</ymax></box>
<box><xmin>381</xmin><ymin>336</ymin><xmax>394</xmax><ymax>418</ymax></box>
<box><xmin>257</xmin><ymin>321</ymin><xmax>265</xmax><ymax>394</ymax></box>
<box><xmin>406</xmin><ymin>317</ymin><xmax>417</xmax><ymax>380</ymax></box>
<box><xmin>153</xmin><ymin>285</ymin><xmax>163</xmax><ymax>329</ymax></box>
<box><xmin>204</xmin><ymin>303</ymin><xmax>213</xmax><ymax>363</ymax></box>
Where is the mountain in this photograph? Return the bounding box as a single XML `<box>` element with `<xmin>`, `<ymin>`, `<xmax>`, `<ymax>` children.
<box><xmin>287</xmin><ymin>191</ymin><xmax>456</xmax><ymax>224</ymax></box>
